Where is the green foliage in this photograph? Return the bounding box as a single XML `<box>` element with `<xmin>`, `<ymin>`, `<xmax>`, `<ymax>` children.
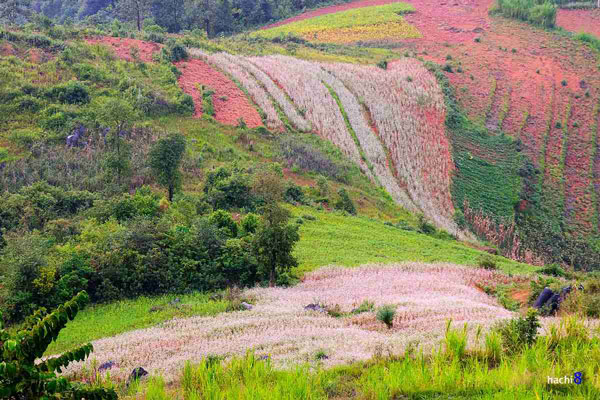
<box><xmin>201</xmin><ymin>85</ymin><xmax>216</xmax><ymax>117</ymax></box>
<box><xmin>492</xmin><ymin>308</ymin><xmax>540</xmax><ymax>354</ymax></box>
<box><xmin>494</xmin><ymin>0</ymin><xmax>557</xmax><ymax>28</ymax></box>
<box><xmin>204</xmin><ymin>166</ymin><xmax>256</xmax><ymax>211</ymax></box>
<box><xmin>477</xmin><ymin>254</ymin><xmax>499</xmax><ymax>270</ymax></box>
<box><xmin>574</xmin><ymin>32</ymin><xmax>600</xmax><ymax>53</ymax></box>
<box><xmin>376</xmin><ymin>304</ymin><xmax>396</xmax><ymax>328</ymax></box>
<box><xmin>45</xmin><ymin>81</ymin><xmax>90</xmax><ymax>105</ymax></box>
<box><xmin>149</xmin><ymin>132</ymin><xmax>187</xmax><ymax>201</ymax></box>
<box><xmin>334</xmin><ymin>188</ymin><xmax>356</xmax><ymax>215</ymax></box>
<box><xmin>0</xmin><ymin>291</ymin><xmax>117</xmax><ymax>399</ymax></box>
<box><xmin>253</xmin><ymin>203</ymin><xmax>300</xmax><ymax>286</ymax></box>
<box><xmin>539</xmin><ymin>263</ymin><xmax>567</xmax><ymax>277</ymax></box>
<box><xmin>417</xmin><ymin>214</ymin><xmax>436</xmax><ymax>235</ymax></box>
<box><xmin>240</xmin><ymin>213</ymin><xmax>260</xmax><ymax>236</ymax></box>
<box><xmin>209</xmin><ymin>209</ymin><xmax>239</xmax><ymax>238</ymax></box>
<box><xmin>284</xmin><ymin>182</ymin><xmax>305</xmax><ymax>204</ymax></box>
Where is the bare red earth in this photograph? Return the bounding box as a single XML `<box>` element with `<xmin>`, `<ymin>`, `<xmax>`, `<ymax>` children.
<box><xmin>274</xmin><ymin>0</ymin><xmax>600</xmax><ymax>233</ymax></box>
<box><xmin>85</xmin><ymin>36</ymin><xmax>262</xmax><ymax>128</ymax></box>
<box><xmin>557</xmin><ymin>8</ymin><xmax>600</xmax><ymax>37</ymax></box>
<box><xmin>174</xmin><ymin>59</ymin><xmax>263</xmax><ymax>127</ymax></box>
<box><xmin>85</xmin><ymin>37</ymin><xmax>162</xmax><ymax>62</ymax></box>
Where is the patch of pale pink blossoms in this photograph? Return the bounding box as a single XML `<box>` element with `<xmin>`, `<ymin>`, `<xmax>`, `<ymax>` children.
<box><xmin>64</xmin><ymin>263</ymin><xmax>518</xmax><ymax>382</ymax></box>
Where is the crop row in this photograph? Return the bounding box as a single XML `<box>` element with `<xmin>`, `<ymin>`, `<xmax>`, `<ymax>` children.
<box><xmin>189</xmin><ymin>49</ymin><xmax>457</xmax><ymax>231</ymax></box>
<box><xmin>205</xmin><ymin>52</ymin><xmax>285</xmax><ymax>131</ymax></box>
<box><xmin>327</xmin><ymin>59</ymin><xmax>457</xmax><ymax>233</ymax></box>
<box><xmin>248</xmin><ymin>55</ymin><xmax>370</xmax><ymax>177</ymax></box>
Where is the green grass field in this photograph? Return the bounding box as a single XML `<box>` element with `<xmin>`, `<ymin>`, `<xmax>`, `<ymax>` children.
<box><xmin>291</xmin><ymin>205</ymin><xmax>538</xmax><ymax>276</ymax></box>
<box><xmin>44</xmin><ymin>293</ymin><xmax>229</xmax><ymax>356</ymax></box>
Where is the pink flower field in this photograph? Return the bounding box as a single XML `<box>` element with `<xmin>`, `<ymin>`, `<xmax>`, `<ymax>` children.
<box><xmin>65</xmin><ymin>263</ymin><xmax>520</xmax><ymax>382</ymax></box>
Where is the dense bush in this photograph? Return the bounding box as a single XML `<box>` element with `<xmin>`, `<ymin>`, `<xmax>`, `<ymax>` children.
<box><xmin>0</xmin><ymin>181</ymin><xmax>96</xmax><ymax>247</ymax></box>
<box><xmin>335</xmin><ymin>188</ymin><xmax>356</xmax><ymax>215</ymax></box>
<box><xmin>0</xmin><ymin>291</ymin><xmax>117</xmax><ymax>399</ymax></box>
<box><xmin>494</xmin><ymin>0</ymin><xmax>557</xmax><ymax>28</ymax></box>
<box><xmin>493</xmin><ymin>308</ymin><xmax>540</xmax><ymax>354</ymax></box>
<box><xmin>45</xmin><ymin>81</ymin><xmax>91</xmax><ymax>105</ymax></box>
<box><xmin>204</xmin><ymin>167</ymin><xmax>257</xmax><ymax>211</ymax></box>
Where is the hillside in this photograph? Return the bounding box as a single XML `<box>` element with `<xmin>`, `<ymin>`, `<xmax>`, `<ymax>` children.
<box><xmin>2</xmin><ymin>1</ymin><xmax>600</xmax><ymax>399</ymax></box>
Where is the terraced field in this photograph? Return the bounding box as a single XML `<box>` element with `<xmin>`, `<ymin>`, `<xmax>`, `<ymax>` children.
<box><xmin>255</xmin><ymin>2</ymin><xmax>421</xmax><ymax>43</ymax></box>
<box><xmin>188</xmin><ymin>49</ymin><xmax>458</xmax><ymax>233</ymax></box>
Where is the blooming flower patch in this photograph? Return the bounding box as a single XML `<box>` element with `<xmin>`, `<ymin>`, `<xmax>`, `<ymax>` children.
<box><xmin>65</xmin><ymin>263</ymin><xmax>517</xmax><ymax>382</ymax></box>
<box><xmin>253</xmin><ymin>3</ymin><xmax>421</xmax><ymax>44</ymax></box>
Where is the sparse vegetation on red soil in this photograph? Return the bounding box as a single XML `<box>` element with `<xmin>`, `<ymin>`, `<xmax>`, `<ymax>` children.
<box><xmin>85</xmin><ymin>37</ymin><xmax>262</xmax><ymax>128</ymax></box>
<box><xmin>174</xmin><ymin>59</ymin><xmax>263</xmax><ymax>127</ymax></box>
<box><xmin>85</xmin><ymin>36</ymin><xmax>162</xmax><ymax>62</ymax></box>
<box><xmin>557</xmin><ymin>8</ymin><xmax>600</xmax><ymax>37</ymax></box>
<box><xmin>402</xmin><ymin>0</ymin><xmax>600</xmax><ymax>234</ymax></box>
<box><xmin>267</xmin><ymin>0</ymin><xmax>600</xmax><ymax>234</ymax></box>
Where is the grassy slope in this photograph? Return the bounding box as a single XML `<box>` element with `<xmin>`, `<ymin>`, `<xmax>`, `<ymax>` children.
<box><xmin>292</xmin><ymin>205</ymin><xmax>537</xmax><ymax>275</ymax></box>
<box><xmin>44</xmin><ymin>293</ymin><xmax>229</xmax><ymax>356</ymax></box>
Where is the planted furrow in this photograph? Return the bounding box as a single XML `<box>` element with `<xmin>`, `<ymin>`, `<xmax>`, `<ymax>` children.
<box><xmin>564</xmin><ymin>100</ymin><xmax>594</xmax><ymax>233</ymax></box>
<box><xmin>248</xmin><ymin>55</ymin><xmax>370</xmax><ymax>177</ymax></box>
<box><xmin>591</xmin><ymin>100</ymin><xmax>600</xmax><ymax>233</ymax></box>
<box><xmin>204</xmin><ymin>52</ymin><xmax>284</xmax><ymax>131</ymax></box>
<box><xmin>541</xmin><ymin>91</ymin><xmax>570</xmax><ymax>224</ymax></box>
<box><xmin>328</xmin><ymin>59</ymin><xmax>457</xmax><ymax>234</ymax></box>
<box><xmin>318</xmin><ymin>65</ymin><xmax>418</xmax><ymax>211</ymax></box>
<box><xmin>485</xmin><ymin>76</ymin><xmax>508</xmax><ymax>133</ymax></box>
<box><xmin>232</xmin><ymin>56</ymin><xmax>311</xmax><ymax>132</ymax></box>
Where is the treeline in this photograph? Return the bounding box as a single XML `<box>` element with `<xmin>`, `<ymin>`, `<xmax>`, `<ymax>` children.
<box><xmin>25</xmin><ymin>0</ymin><xmax>353</xmax><ymax>36</ymax></box>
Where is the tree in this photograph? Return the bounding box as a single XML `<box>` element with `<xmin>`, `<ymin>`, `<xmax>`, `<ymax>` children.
<box><xmin>149</xmin><ymin>132</ymin><xmax>186</xmax><ymax>201</ymax></box>
<box><xmin>117</xmin><ymin>0</ymin><xmax>151</xmax><ymax>30</ymax></box>
<box><xmin>0</xmin><ymin>0</ymin><xmax>33</xmax><ymax>24</ymax></box>
<box><xmin>253</xmin><ymin>203</ymin><xmax>299</xmax><ymax>286</ymax></box>
<box><xmin>97</xmin><ymin>98</ymin><xmax>138</xmax><ymax>187</ymax></box>
<box><xmin>151</xmin><ymin>0</ymin><xmax>185</xmax><ymax>32</ymax></box>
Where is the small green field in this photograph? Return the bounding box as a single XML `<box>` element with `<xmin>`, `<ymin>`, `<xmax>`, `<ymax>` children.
<box><xmin>44</xmin><ymin>293</ymin><xmax>229</xmax><ymax>356</ymax></box>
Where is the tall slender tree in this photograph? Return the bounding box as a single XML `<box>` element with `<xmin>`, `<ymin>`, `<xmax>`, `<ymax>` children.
<box><xmin>149</xmin><ymin>132</ymin><xmax>186</xmax><ymax>201</ymax></box>
<box><xmin>117</xmin><ymin>0</ymin><xmax>151</xmax><ymax>30</ymax></box>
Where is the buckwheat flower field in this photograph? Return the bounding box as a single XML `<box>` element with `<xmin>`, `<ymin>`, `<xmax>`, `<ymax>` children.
<box><xmin>185</xmin><ymin>50</ymin><xmax>458</xmax><ymax>232</ymax></box>
<box><xmin>65</xmin><ymin>263</ymin><xmax>517</xmax><ymax>382</ymax></box>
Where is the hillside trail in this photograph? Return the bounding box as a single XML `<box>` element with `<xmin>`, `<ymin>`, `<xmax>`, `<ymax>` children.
<box><xmin>85</xmin><ymin>36</ymin><xmax>262</xmax><ymax>128</ymax></box>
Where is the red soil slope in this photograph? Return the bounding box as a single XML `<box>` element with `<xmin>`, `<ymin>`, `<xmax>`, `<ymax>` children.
<box><xmin>84</xmin><ymin>37</ymin><xmax>262</xmax><ymax>128</ymax></box>
<box><xmin>174</xmin><ymin>59</ymin><xmax>263</xmax><ymax>127</ymax></box>
<box><xmin>557</xmin><ymin>8</ymin><xmax>600</xmax><ymax>37</ymax></box>
<box><xmin>85</xmin><ymin>37</ymin><xmax>162</xmax><ymax>62</ymax></box>
<box><xmin>267</xmin><ymin>0</ymin><xmax>600</xmax><ymax>233</ymax></box>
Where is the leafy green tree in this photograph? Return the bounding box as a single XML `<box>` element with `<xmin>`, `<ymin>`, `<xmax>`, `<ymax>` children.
<box><xmin>0</xmin><ymin>0</ymin><xmax>33</xmax><ymax>24</ymax></box>
<box><xmin>149</xmin><ymin>132</ymin><xmax>186</xmax><ymax>201</ymax></box>
<box><xmin>253</xmin><ymin>203</ymin><xmax>299</xmax><ymax>287</ymax></box>
<box><xmin>0</xmin><ymin>291</ymin><xmax>117</xmax><ymax>399</ymax></box>
<box><xmin>117</xmin><ymin>0</ymin><xmax>151</xmax><ymax>30</ymax></box>
<box><xmin>97</xmin><ymin>98</ymin><xmax>138</xmax><ymax>187</ymax></box>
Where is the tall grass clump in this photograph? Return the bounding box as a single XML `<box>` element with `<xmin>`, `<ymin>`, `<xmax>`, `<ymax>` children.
<box><xmin>495</xmin><ymin>0</ymin><xmax>557</xmax><ymax>28</ymax></box>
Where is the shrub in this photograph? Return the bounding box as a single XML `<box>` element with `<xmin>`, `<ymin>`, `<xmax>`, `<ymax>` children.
<box><xmin>376</xmin><ymin>305</ymin><xmax>396</xmax><ymax>328</ymax></box>
<box><xmin>209</xmin><ymin>209</ymin><xmax>239</xmax><ymax>238</ymax></box>
<box><xmin>493</xmin><ymin>308</ymin><xmax>540</xmax><ymax>354</ymax></box>
<box><xmin>539</xmin><ymin>263</ymin><xmax>567</xmax><ymax>277</ymax></box>
<box><xmin>45</xmin><ymin>81</ymin><xmax>90</xmax><ymax>105</ymax></box>
<box><xmin>477</xmin><ymin>254</ymin><xmax>498</xmax><ymax>270</ymax></box>
<box><xmin>335</xmin><ymin>188</ymin><xmax>356</xmax><ymax>215</ymax></box>
<box><xmin>376</xmin><ymin>60</ymin><xmax>388</xmax><ymax>70</ymax></box>
<box><xmin>417</xmin><ymin>214</ymin><xmax>436</xmax><ymax>235</ymax></box>
<box><xmin>0</xmin><ymin>291</ymin><xmax>117</xmax><ymax>399</ymax></box>
<box><xmin>495</xmin><ymin>0</ymin><xmax>557</xmax><ymax>28</ymax></box>
<box><xmin>284</xmin><ymin>183</ymin><xmax>305</xmax><ymax>204</ymax></box>
<box><xmin>240</xmin><ymin>213</ymin><xmax>260</xmax><ymax>236</ymax></box>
